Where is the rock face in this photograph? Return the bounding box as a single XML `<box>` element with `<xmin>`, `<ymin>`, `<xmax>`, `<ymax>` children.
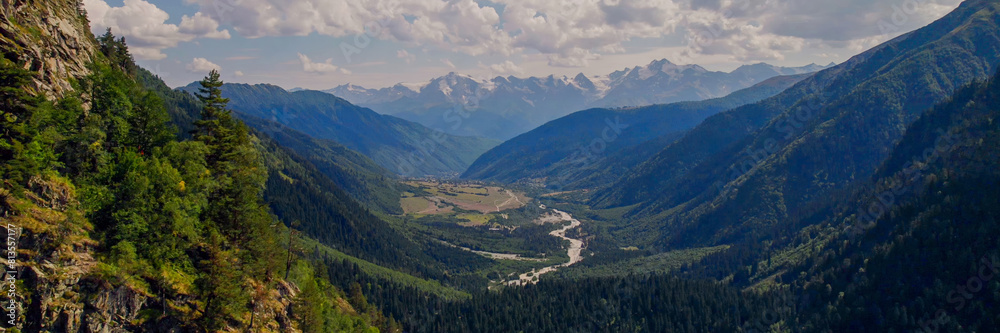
<box><xmin>0</xmin><ymin>0</ymin><xmax>98</xmax><ymax>99</ymax></box>
<box><xmin>4</xmin><ymin>175</ymin><xmax>98</xmax><ymax>332</ymax></box>
<box><xmin>5</xmin><ymin>176</ymin><xmax>302</xmax><ymax>332</ymax></box>
<box><xmin>0</xmin><ymin>2</ymin><xmax>306</xmax><ymax>332</ymax></box>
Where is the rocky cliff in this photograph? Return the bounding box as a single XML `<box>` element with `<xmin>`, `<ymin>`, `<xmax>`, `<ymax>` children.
<box><xmin>4</xmin><ymin>176</ymin><xmax>305</xmax><ymax>332</ymax></box>
<box><xmin>0</xmin><ymin>1</ymin><xmax>310</xmax><ymax>332</ymax></box>
<box><xmin>0</xmin><ymin>0</ymin><xmax>97</xmax><ymax>99</ymax></box>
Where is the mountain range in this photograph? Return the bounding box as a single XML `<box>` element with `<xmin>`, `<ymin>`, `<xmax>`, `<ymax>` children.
<box><xmin>180</xmin><ymin>82</ymin><xmax>500</xmax><ymax>177</ymax></box>
<box><xmin>9</xmin><ymin>0</ymin><xmax>1000</xmax><ymax>332</ymax></box>
<box><xmin>461</xmin><ymin>73</ymin><xmax>814</xmax><ymax>189</ymax></box>
<box><xmin>589</xmin><ymin>0</ymin><xmax>1000</xmax><ymax>249</ymax></box>
<box><xmin>322</xmin><ymin>61</ymin><xmax>833</xmax><ymax>140</ymax></box>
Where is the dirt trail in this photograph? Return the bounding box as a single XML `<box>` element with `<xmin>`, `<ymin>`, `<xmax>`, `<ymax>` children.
<box><xmin>493</xmin><ymin>190</ymin><xmax>524</xmax><ymax>212</ymax></box>
<box><xmin>507</xmin><ymin>209</ymin><xmax>585</xmax><ymax>286</ymax></box>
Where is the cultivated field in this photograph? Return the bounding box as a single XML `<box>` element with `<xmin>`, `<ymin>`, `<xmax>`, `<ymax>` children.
<box><xmin>402</xmin><ymin>181</ymin><xmax>531</xmax><ymax>214</ymax></box>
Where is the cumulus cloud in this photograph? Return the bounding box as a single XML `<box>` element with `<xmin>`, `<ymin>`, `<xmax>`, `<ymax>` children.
<box><xmin>186</xmin><ymin>58</ymin><xmax>221</xmax><ymax>73</ymax></box>
<box><xmin>298</xmin><ymin>53</ymin><xmax>349</xmax><ymax>74</ymax></box>
<box><xmin>84</xmin><ymin>0</ymin><xmax>230</xmax><ymax>60</ymax></box>
<box><xmin>234</xmin><ymin>70</ymin><xmax>245</xmax><ymax>77</ymax></box>
<box><xmin>185</xmin><ymin>0</ymin><xmax>510</xmax><ymax>56</ymax></box>
<box><xmin>497</xmin><ymin>0</ymin><xmax>681</xmax><ymax>66</ymax></box>
<box><xmin>679</xmin><ymin>9</ymin><xmax>804</xmax><ymax>62</ymax></box>
<box><xmin>757</xmin><ymin>0</ymin><xmax>961</xmax><ymax>41</ymax></box>
<box><xmin>184</xmin><ymin>0</ymin><xmax>680</xmax><ymax>64</ymax></box>
<box><xmin>111</xmin><ymin>0</ymin><xmax>962</xmax><ymax>65</ymax></box>
<box><xmin>673</xmin><ymin>0</ymin><xmax>960</xmax><ymax>61</ymax></box>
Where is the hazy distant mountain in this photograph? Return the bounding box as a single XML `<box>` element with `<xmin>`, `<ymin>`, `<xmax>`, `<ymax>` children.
<box><xmin>180</xmin><ymin>83</ymin><xmax>499</xmax><ymax>177</ymax></box>
<box><xmin>326</xmin><ymin>83</ymin><xmax>420</xmax><ymax>105</ymax></box>
<box><xmin>318</xmin><ymin>60</ymin><xmax>833</xmax><ymax>140</ymax></box>
<box><xmin>461</xmin><ymin>73</ymin><xmax>814</xmax><ymax>188</ymax></box>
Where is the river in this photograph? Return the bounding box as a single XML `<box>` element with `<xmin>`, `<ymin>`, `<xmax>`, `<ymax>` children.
<box><xmin>507</xmin><ymin>209</ymin><xmax>585</xmax><ymax>286</ymax></box>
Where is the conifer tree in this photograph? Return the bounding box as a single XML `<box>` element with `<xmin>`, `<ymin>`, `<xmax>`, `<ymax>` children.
<box><xmin>191</xmin><ymin>70</ymin><xmax>278</xmax><ymax>330</ymax></box>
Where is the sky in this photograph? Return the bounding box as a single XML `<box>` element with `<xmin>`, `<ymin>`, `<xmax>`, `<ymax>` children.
<box><xmin>82</xmin><ymin>0</ymin><xmax>962</xmax><ymax>89</ymax></box>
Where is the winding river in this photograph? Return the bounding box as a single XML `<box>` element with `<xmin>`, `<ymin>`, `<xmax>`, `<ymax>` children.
<box><xmin>507</xmin><ymin>209</ymin><xmax>585</xmax><ymax>286</ymax></box>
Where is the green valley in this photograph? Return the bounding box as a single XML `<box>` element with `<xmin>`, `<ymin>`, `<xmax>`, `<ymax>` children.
<box><xmin>7</xmin><ymin>0</ymin><xmax>1000</xmax><ymax>332</ymax></box>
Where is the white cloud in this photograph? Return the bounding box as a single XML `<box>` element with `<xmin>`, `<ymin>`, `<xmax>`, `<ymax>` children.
<box><xmin>179</xmin><ymin>12</ymin><xmax>231</xmax><ymax>39</ymax></box>
<box><xmin>186</xmin><ymin>57</ymin><xmax>221</xmax><ymax>73</ymax></box>
<box><xmin>187</xmin><ymin>0</ymin><xmax>655</xmax><ymax>62</ymax></box>
<box><xmin>84</xmin><ymin>0</ymin><xmax>230</xmax><ymax>60</ymax></box>
<box><xmin>756</xmin><ymin>0</ymin><xmax>961</xmax><ymax>41</ymax></box>
<box><xmin>483</xmin><ymin>60</ymin><xmax>525</xmax><ymax>76</ymax></box>
<box><xmin>298</xmin><ymin>53</ymin><xmax>340</xmax><ymax>74</ymax></box>
<box><xmin>167</xmin><ymin>0</ymin><xmax>961</xmax><ymax>67</ymax></box>
<box><xmin>234</xmin><ymin>70</ymin><xmax>245</xmax><ymax>77</ymax></box>
<box><xmin>498</xmin><ymin>0</ymin><xmax>681</xmax><ymax>66</ymax></box>
<box><xmin>441</xmin><ymin>59</ymin><xmax>457</xmax><ymax>69</ymax></box>
<box><xmin>396</xmin><ymin>50</ymin><xmax>416</xmax><ymax>64</ymax></box>
<box><xmin>672</xmin><ymin>0</ymin><xmax>961</xmax><ymax>62</ymax></box>
<box><xmin>678</xmin><ymin>10</ymin><xmax>805</xmax><ymax>62</ymax></box>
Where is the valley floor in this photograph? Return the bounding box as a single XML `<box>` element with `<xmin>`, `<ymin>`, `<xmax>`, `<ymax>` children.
<box><xmin>506</xmin><ymin>209</ymin><xmax>586</xmax><ymax>286</ymax></box>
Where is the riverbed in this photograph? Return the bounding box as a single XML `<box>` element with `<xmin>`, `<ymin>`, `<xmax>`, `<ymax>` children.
<box><xmin>507</xmin><ymin>209</ymin><xmax>585</xmax><ymax>286</ymax></box>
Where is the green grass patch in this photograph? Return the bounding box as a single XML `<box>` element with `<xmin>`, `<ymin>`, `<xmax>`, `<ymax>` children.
<box><xmin>400</xmin><ymin>196</ymin><xmax>432</xmax><ymax>214</ymax></box>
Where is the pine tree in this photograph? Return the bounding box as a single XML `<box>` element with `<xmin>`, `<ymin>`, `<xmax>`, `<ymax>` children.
<box><xmin>0</xmin><ymin>58</ymin><xmax>41</xmax><ymax>183</ymax></box>
<box><xmin>190</xmin><ymin>70</ymin><xmax>279</xmax><ymax>330</ymax></box>
<box><xmin>193</xmin><ymin>69</ymin><xmax>234</xmax><ymax>166</ymax></box>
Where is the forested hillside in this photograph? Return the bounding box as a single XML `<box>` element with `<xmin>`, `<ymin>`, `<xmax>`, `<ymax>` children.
<box><xmin>395</xmin><ymin>54</ymin><xmax>1000</xmax><ymax>333</ymax></box>
<box><xmin>6</xmin><ymin>1</ymin><xmax>1000</xmax><ymax>332</ymax></box>
<box><xmin>142</xmin><ymin>69</ymin><xmax>403</xmax><ymax>214</ymax></box>
<box><xmin>670</xmin><ymin>66</ymin><xmax>1000</xmax><ymax>333</ymax></box>
<box><xmin>180</xmin><ymin>82</ymin><xmax>499</xmax><ymax>177</ymax></box>
<box><xmin>463</xmin><ymin>74</ymin><xmax>813</xmax><ymax>189</ymax></box>
<box><xmin>783</xmin><ymin>64</ymin><xmax>1000</xmax><ymax>332</ymax></box>
<box><xmin>592</xmin><ymin>0</ymin><xmax>1000</xmax><ymax>250</ymax></box>
<box><xmin>0</xmin><ymin>4</ymin><xmax>389</xmax><ymax>330</ymax></box>
<box><xmin>242</xmin><ymin>116</ymin><xmax>403</xmax><ymax>214</ymax></box>
<box><xmin>143</xmin><ymin>56</ymin><xmax>485</xmax><ymax>291</ymax></box>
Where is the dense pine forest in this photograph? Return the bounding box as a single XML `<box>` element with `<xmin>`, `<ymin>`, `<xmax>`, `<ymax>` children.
<box><xmin>2</xmin><ymin>24</ymin><xmax>391</xmax><ymax>331</ymax></box>
<box><xmin>4</xmin><ymin>0</ymin><xmax>1000</xmax><ymax>332</ymax></box>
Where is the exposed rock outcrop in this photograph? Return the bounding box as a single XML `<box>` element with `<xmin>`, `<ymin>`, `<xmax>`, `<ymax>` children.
<box><xmin>0</xmin><ymin>0</ymin><xmax>98</xmax><ymax>99</ymax></box>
